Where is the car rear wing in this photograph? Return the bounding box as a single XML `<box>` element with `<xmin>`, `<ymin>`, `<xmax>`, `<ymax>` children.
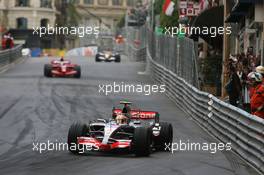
<box><xmin>112</xmin><ymin>109</ymin><xmax>159</xmax><ymax>122</ymax></box>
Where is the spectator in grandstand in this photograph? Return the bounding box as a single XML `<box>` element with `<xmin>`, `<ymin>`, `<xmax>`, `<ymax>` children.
<box><xmin>226</xmin><ymin>65</ymin><xmax>242</xmax><ymax>107</ymax></box>
<box><xmin>1</xmin><ymin>34</ymin><xmax>8</xmax><ymax>49</ymax></box>
<box><xmin>240</xmin><ymin>65</ymin><xmax>251</xmax><ymax>113</ymax></box>
<box><xmin>246</xmin><ymin>46</ymin><xmax>253</xmax><ymax>56</ymax></box>
<box><xmin>249</xmin><ymin>71</ymin><xmax>264</xmax><ymax>119</ymax></box>
<box><xmin>247</xmin><ymin>72</ymin><xmax>263</xmax><ymax>114</ymax></box>
<box><xmin>226</xmin><ymin>49</ymin><xmax>263</xmax><ymax>112</ymax></box>
<box><xmin>5</xmin><ymin>33</ymin><xmax>14</xmax><ymax>49</ymax></box>
<box><xmin>212</xmin><ymin>0</ymin><xmax>219</xmax><ymax>7</ymax></box>
<box><xmin>230</xmin><ymin>51</ymin><xmax>262</xmax><ymax>111</ymax></box>
<box><xmin>248</xmin><ymin>72</ymin><xmax>263</xmax><ymax>97</ymax></box>
<box><xmin>256</xmin><ymin>66</ymin><xmax>264</xmax><ymax>82</ymax></box>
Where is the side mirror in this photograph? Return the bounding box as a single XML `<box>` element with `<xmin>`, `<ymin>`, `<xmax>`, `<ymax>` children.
<box><xmin>155</xmin><ymin>112</ymin><xmax>160</xmax><ymax>123</ymax></box>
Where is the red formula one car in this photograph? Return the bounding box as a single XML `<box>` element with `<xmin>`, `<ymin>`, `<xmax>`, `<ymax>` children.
<box><xmin>67</xmin><ymin>101</ymin><xmax>173</xmax><ymax>156</ymax></box>
<box><xmin>44</xmin><ymin>59</ymin><xmax>81</xmax><ymax>78</ymax></box>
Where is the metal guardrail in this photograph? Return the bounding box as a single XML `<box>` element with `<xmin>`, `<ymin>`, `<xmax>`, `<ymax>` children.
<box><xmin>147</xmin><ymin>49</ymin><xmax>264</xmax><ymax>174</ymax></box>
<box><xmin>126</xmin><ymin>25</ymin><xmax>263</xmax><ymax>173</ymax></box>
<box><xmin>0</xmin><ymin>45</ymin><xmax>23</xmax><ymax>71</ymax></box>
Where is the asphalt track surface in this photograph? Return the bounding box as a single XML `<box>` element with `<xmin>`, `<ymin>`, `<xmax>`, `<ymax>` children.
<box><xmin>0</xmin><ymin>56</ymin><xmax>260</xmax><ymax>175</ymax></box>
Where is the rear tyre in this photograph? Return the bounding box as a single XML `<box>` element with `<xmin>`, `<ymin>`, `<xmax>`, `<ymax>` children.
<box><xmin>132</xmin><ymin>127</ymin><xmax>152</xmax><ymax>156</ymax></box>
<box><xmin>154</xmin><ymin>122</ymin><xmax>173</xmax><ymax>151</ymax></box>
<box><xmin>44</xmin><ymin>64</ymin><xmax>52</xmax><ymax>77</ymax></box>
<box><xmin>115</xmin><ymin>55</ymin><xmax>121</xmax><ymax>62</ymax></box>
<box><xmin>74</xmin><ymin>65</ymin><xmax>81</xmax><ymax>78</ymax></box>
<box><xmin>68</xmin><ymin>123</ymin><xmax>88</xmax><ymax>154</ymax></box>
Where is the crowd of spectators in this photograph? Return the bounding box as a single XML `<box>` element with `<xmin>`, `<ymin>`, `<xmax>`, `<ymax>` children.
<box><xmin>1</xmin><ymin>33</ymin><xmax>14</xmax><ymax>50</ymax></box>
<box><xmin>225</xmin><ymin>47</ymin><xmax>264</xmax><ymax>119</ymax></box>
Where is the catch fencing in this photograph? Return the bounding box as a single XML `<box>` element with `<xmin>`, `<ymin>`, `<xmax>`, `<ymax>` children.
<box><xmin>125</xmin><ymin>26</ymin><xmax>147</xmax><ymax>62</ymax></box>
<box><xmin>147</xmin><ymin>27</ymin><xmax>199</xmax><ymax>88</ymax></box>
<box><xmin>147</xmin><ymin>41</ymin><xmax>264</xmax><ymax>174</ymax></box>
<box><xmin>0</xmin><ymin>45</ymin><xmax>23</xmax><ymax>71</ymax></box>
<box><xmin>126</xmin><ymin>25</ymin><xmax>199</xmax><ymax>87</ymax></box>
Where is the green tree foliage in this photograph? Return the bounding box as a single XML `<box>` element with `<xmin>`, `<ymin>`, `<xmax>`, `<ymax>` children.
<box><xmin>66</xmin><ymin>0</ymin><xmax>81</xmax><ymax>26</ymax></box>
<box><xmin>200</xmin><ymin>55</ymin><xmax>222</xmax><ymax>85</ymax></box>
<box><xmin>154</xmin><ymin>0</ymin><xmax>179</xmax><ymax>28</ymax></box>
<box><xmin>154</xmin><ymin>0</ymin><xmax>164</xmax><ymax>14</ymax></box>
<box><xmin>117</xmin><ymin>15</ymin><xmax>125</xmax><ymax>28</ymax></box>
<box><xmin>55</xmin><ymin>0</ymin><xmax>81</xmax><ymax>48</ymax></box>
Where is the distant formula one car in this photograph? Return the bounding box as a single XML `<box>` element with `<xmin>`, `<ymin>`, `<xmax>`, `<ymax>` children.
<box><xmin>44</xmin><ymin>58</ymin><xmax>81</xmax><ymax>78</ymax></box>
<box><xmin>95</xmin><ymin>50</ymin><xmax>121</xmax><ymax>62</ymax></box>
<box><xmin>68</xmin><ymin>101</ymin><xmax>173</xmax><ymax>156</ymax></box>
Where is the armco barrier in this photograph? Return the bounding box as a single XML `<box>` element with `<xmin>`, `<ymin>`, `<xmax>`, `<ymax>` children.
<box><xmin>0</xmin><ymin>45</ymin><xmax>23</xmax><ymax>72</ymax></box>
<box><xmin>147</xmin><ymin>50</ymin><xmax>264</xmax><ymax>174</ymax></box>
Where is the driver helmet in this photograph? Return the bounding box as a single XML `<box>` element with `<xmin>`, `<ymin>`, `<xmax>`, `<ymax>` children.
<box><xmin>116</xmin><ymin>114</ymin><xmax>128</xmax><ymax>125</ymax></box>
<box><xmin>60</xmin><ymin>57</ymin><xmax>64</xmax><ymax>61</ymax></box>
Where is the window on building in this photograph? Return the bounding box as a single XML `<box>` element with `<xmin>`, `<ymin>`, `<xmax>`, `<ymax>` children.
<box><xmin>98</xmin><ymin>0</ymin><xmax>108</xmax><ymax>5</ymax></box>
<box><xmin>84</xmin><ymin>0</ymin><xmax>94</xmax><ymax>5</ymax></box>
<box><xmin>17</xmin><ymin>18</ymin><xmax>28</xmax><ymax>29</ymax></box>
<box><xmin>126</xmin><ymin>0</ymin><xmax>134</xmax><ymax>6</ymax></box>
<box><xmin>112</xmin><ymin>0</ymin><xmax>123</xmax><ymax>6</ymax></box>
<box><xmin>40</xmin><ymin>19</ymin><xmax>49</xmax><ymax>27</ymax></box>
<box><xmin>40</xmin><ymin>0</ymin><xmax>52</xmax><ymax>8</ymax></box>
<box><xmin>16</xmin><ymin>0</ymin><xmax>30</xmax><ymax>7</ymax></box>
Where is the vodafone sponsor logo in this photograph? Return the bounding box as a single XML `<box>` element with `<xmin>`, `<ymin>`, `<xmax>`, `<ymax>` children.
<box><xmin>132</xmin><ymin>112</ymin><xmax>156</xmax><ymax>119</ymax></box>
<box><xmin>114</xmin><ymin>109</ymin><xmax>156</xmax><ymax>119</ymax></box>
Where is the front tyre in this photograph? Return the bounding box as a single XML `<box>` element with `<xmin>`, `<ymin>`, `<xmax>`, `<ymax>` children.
<box><xmin>115</xmin><ymin>55</ymin><xmax>121</xmax><ymax>62</ymax></box>
<box><xmin>132</xmin><ymin>127</ymin><xmax>152</xmax><ymax>156</ymax></box>
<box><xmin>44</xmin><ymin>64</ymin><xmax>52</xmax><ymax>77</ymax></box>
<box><xmin>67</xmin><ymin>122</ymin><xmax>88</xmax><ymax>154</ymax></box>
<box><xmin>154</xmin><ymin>122</ymin><xmax>173</xmax><ymax>151</ymax></box>
<box><xmin>74</xmin><ymin>65</ymin><xmax>81</xmax><ymax>78</ymax></box>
